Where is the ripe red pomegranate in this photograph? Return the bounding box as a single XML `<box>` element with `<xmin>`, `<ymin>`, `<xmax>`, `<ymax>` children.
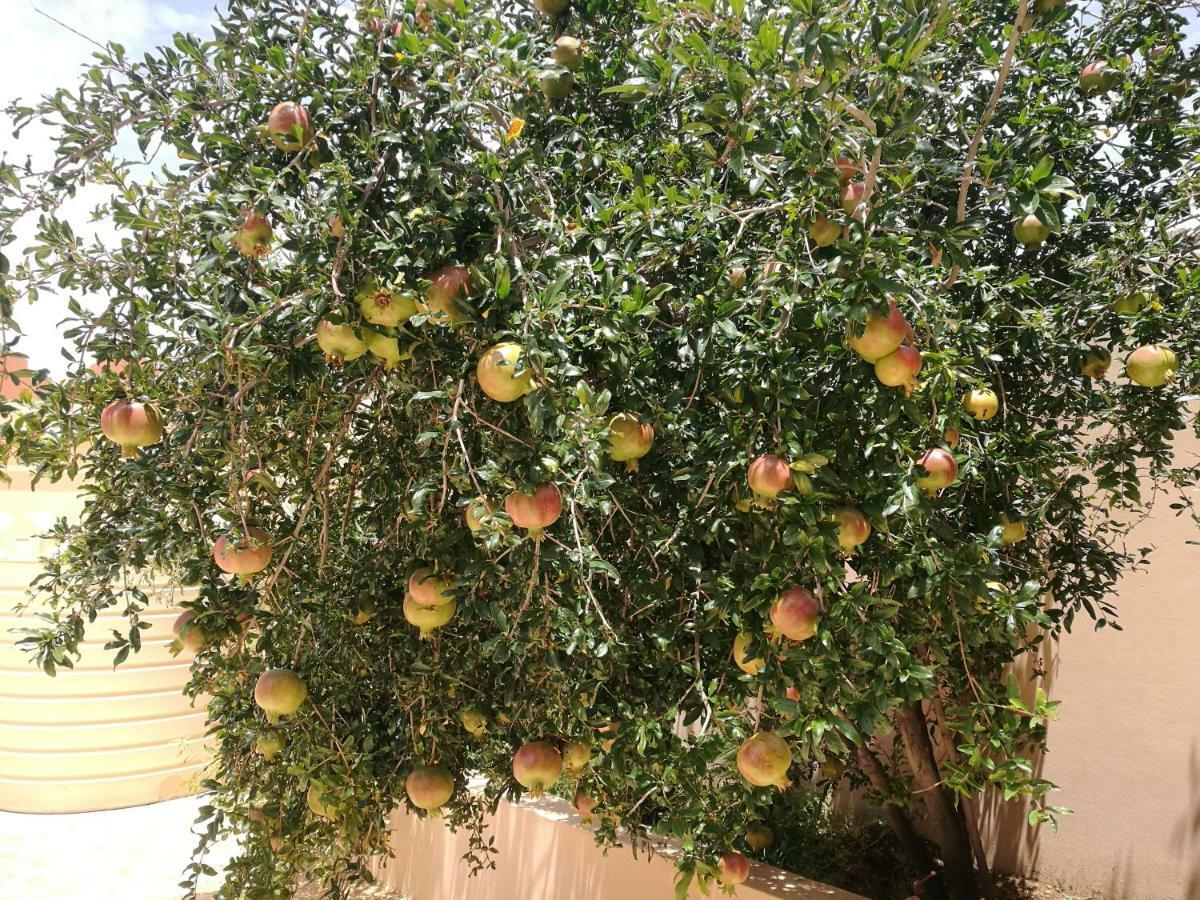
<box><xmin>267</xmin><ymin>101</ymin><xmax>312</xmax><ymax>151</ymax></box>
<box><xmin>809</xmin><ymin>215</ymin><xmax>841</xmax><ymax>247</ymax></box>
<box><xmin>736</xmin><ymin>732</ymin><xmax>792</xmax><ymax>789</ymax></box>
<box><xmin>915</xmin><ymin>448</ymin><xmax>958</xmax><ymax>493</ymax></box>
<box><xmin>770</xmin><ymin>588</ymin><xmax>819</xmax><ymax>641</ymax></box>
<box><xmin>254</xmin><ymin>668</ymin><xmax>308</xmax><ymax>723</ymax></box>
<box><xmin>573</xmin><ymin>788</ymin><xmax>598</xmax><ymax>823</ymax></box>
<box><xmin>563</xmin><ymin>740</ymin><xmax>592</xmax><ymax>774</ymax></box>
<box><xmin>847</xmin><ymin>299</ymin><xmax>907</xmax><ymax>362</ymax></box>
<box><xmin>100</xmin><ymin>399</ymin><xmax>163</xmax><ymax>457</ymax></box>
<box><xmin>748</xmin><ymin>454</ymin><xmax>792</xmax><ymax>502</ymax></box>
<box><xmin>512</xmin><ymin>741</ymin><xmax>563</xmax><ymax>795</ymax></box>
<box><xmin>358</xmin><ymin>281</ymin><xmax>417</xmax><ymax>327</ymax></box>
<box><xmin>316</xmin><ymin>320</ymin><xmax>368</xmax><ymax>364</ymax></box>
<box><xmin>746</xmin><ymin>822</ymin><xmax>773</xmax><ymax>851</ymax></box>
<box><xmin>423</xmin><ymin>265</ymin><xmax>473</xmax><ymax>325</ymax></box>
<box><xmin>477</xmin><ymin>342</ymin><xmax>533</xmax><ymax>402</ymax></box>
<box><xmin>1012</xmin><ymin>214</ymin><xmax>1049</xmax><ymax>247</ymax></box>
<box><xmin>407</xmin><ymin>567</ymin><xmax>456</xmax><ymax>608</ymax></box>
<box><xmin>213</xmin><ymin>528</ymin><xmax>273</xmax><ymax>578</ymax></box>
<box><xmin>505</xmin><ymin>483</ymin><xmax>562</xmax><ymax>539</ymax></box>
<box><xmin>874</xmin><ymin>345</ymin><xmax>921</xmax><ymax>391</ymax></box>
<box><xmin>834</xmin><ymin>155</ymin><xmax>858</xmax><ymax>184</ymax></box>
<box><xmin>1126</xmin><ymin>344</ymin><xmax>1177</xmax><ymax>387</ymax></box>
<box><xmin>832</xmin><ymin>507</ymin><xmax>870</xmax><ymax>553</ymax></box>
<box><xmin>406</xmin><ymin>764</ymin><xmax>455</xmax><ymax>814</ymax></box>
<box><xmin>840</xmin><ymin>181</ymin><xmax>866</xmax><ymax>217</ymax></box>
<box><xmin>733</xmin><ymin>632</ymin><xmax>764</xmax><ymax>675</ymax></box>
<box><xmin>963</xmin><ymin>388</ymin><xmax>999</xmax><ymax>420</ymax></box>
<box><xmin>552</xmin><ymin>36</ymin><xmax>583</xmax><ymax>70</ymax></box>
<box><xmin>233</xmin><ymin>211</ymin><xmax>272</xmax><ymax>257</ymax></box>
<box><xmin>606</xmin><ymin>413</ymin><xmax>654</xmax><ymax>471</ymax></box>
<box><xmin>403</xmin><ymin>594</ymin><xmax>456</xmax><ymax>639</ymax></box>
<box><xmin>718</xmin><ymin>851</ymin><xmax>751</xmax><ymax>886</ymax></box>
<box><xmin>172</xmin><ymin>610</ymin><xmax>206</xmax><ymax>653</ymax></box>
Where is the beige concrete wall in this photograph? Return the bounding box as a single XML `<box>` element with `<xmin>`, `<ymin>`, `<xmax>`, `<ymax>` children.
<box><xmin>0</xmin><ymin>465</ymin><xmax>210</xmax><ymax>813</ymax></box>
<box><xmin>371</xmin><ymin>787</ymin><xmax>866</xmax><ymax>900</ymax></box>
<box><xmin>981</xmin><ymin>430</ymin><xmax>1200</xmax><ymax>898</ymax></box>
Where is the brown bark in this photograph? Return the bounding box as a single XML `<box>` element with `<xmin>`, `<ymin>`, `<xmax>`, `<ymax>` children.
<box><xmin>895</xmin><ymin>702</ymin><xmax>980</xmax><ymax>899</ymax></box>
<box><xmin>856</xmin><ymin>745</ymin><xmax>947</xmax><ymax>900</ymax></box>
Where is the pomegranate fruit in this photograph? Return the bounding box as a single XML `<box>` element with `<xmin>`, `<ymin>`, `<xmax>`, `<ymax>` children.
<box><xmin>403</xmin><ymin>594</ymin><xmax>456</xmax><ymax>638</ymax></box>
<box><xmin>423</xmin><ymin>265</ymin><xmax>474</xmax><ymax>325</ymax></box>
<box><xmin>172</xmin><ymin>610</ymin><xmax>206</xmax><ymax>653</ymax></box>
<box><xmin>540</xmin><ymin>68</ymin><xmax>575</xmax><ymax>100</ymax></box>
<box><xmin>819</xmin><ymin>760</ymin><xmax>844</xmax><ymax>780</ymax></box>
<box><xmin>1080</xmin><ymin>60</ymin><xmax>1116</xmax><ymax>93</ymax></box>
<box><xmin>316</xmin><ymin>320</ymin><xmax>368</xmax><ymax>364</ymax></box>
<box><xmin>329</xmin><ymin>215</ymin><xmax>345</xmax><ymax>238</ymax></box>
<box><xmin>512</xmin><ymin>741</ymin><xmax>563</xmax><ymax>795</ymax></box>
<box><xmin>358</xmin><ymin>281</ymin><xmax>418</xmax><ymax>327</ymax></box>
<box><xmin>505</xmin><ymin>483</ymin><xmax>562</xmax><ymax>539</ymax></box>
<box><xmin>915</xmin><ymin>448</ymin><xmax>958</xmax><ymax>493</ymax></box>
<box><xmin>364</xmin><ymin>332</ymin><xmax>406</xmax><ymax>369</ymax></box>
<box><xmin>465</xmin><ymin>499</ymin><xmax>495</xmax><ymax>533</ymax></box>
<box><xmin>847</xmin><ymin>299</ymin><xmax>907</xmax><ymax>362</ymax></box>
<box><xmin>963</xmin><ymin>388</ymin><xmax>999</xmax><ymax>421</ymax></box>
<box><xmin>255</xmin><ymin>728</ymin><xmax>285</xmax><ymax>760</ymax></box>
<box><xmin>460</xmin><ymin>706</ymin><xmax>487</xmax><ymax>738</ymax></box>
<box><xmin>747</xmin><ymin>454</ymin><xmax>792</xmax><ymax>502</ymax></box>
<box><xmin>100</xmin><ymin>399</ymin><xmax>163</xmax><ymax>457</ymax></box>
<box><xmin>1113</xmin><ymin>290</ymin><xmax>1151</xmax><ymax>316</ymax></box>
<box><xmin>745</xmin><ymin>822</ymin><xmax>773</xmax><ymax>851</ymax></box>
<box><xmin>874</xmin><ymin>345</ymin><xmax>922</xmax><ymax>390</ymax></box>
<box><xmin>1081</xmin><ymin>347</ymin><xmax>1111</xmax><ymax>379</ymax></box>
<box><xmin>406</xmin><ymin>764</ymin><xmax>455</xmax><ymax>814</ymax></box>
<box><xmin>306</xmin><ymin>782</ymin><xmax>338</xmax><ymax>819</ymax></box>
<box><xmin>254</xmin><ymin>668</ymin><xmax>308</xmax><ymax>722</ymax></box>
<box><xmin>266</xmin><ymin>101</ymin><xmax>312</xmax><ymax>151</ymax></box>
<box><xmin>533</xmin><ymin>0</ymin><xmax>570</xmax><ymax>16</ymax></box>
<box><xmin>834</xmin><ymin>155</ymin><xmax>857</xmax><ymax>184</ymax></box>
<box><xmin>573</xmin><ymin>788</ymin><xmax>598</xmax><ymax>823</ymax></box>
<box><xmin>718</xmin><ymin>851</ymin><xmax>750</xmax><ymax>886</ymax></box>
<box><xmin>809</xmin><ymin>215</ymin><xmax>841</xmax><ymax>248</ymax></box>
<box><xmin>770</xmin><ymin>588</ymin><xmax>820</xmax><ymax>641</ymax></box>
<box><xmin>606</xmin><ymin>413</ymin><xmax>654</xmax><ymax>470</ymax></box>
<box><xmin>832</xmin><ymin>507</ymin><xmax>871</xmax><ymax>553</ymax></box>
<box><xmin>1126</xmin><ymin>344</ymin><xmax>1177</xmax><ymax>387</ymax></box>
<box><xmin>784</xmin><ymin>685</ymin><xmax>800</xmax><ymax>702</ymax></box>
<box><xmin>407</xmin><ymin>567</ymin><xmax>456</xmax><ymax>608</ymax></box>
<box><xmin>736</xmin><ymin>732</ymin><xmax>792</xmax><ymax>789</ymax></box>
<box><xmin>1013</xmin><ymin>214</ymin><xmax>1049</xmax><ymax>246</ymax></box>
<box><xmin>563</xmin><ymin>739</ymin><xmax>592</xmax><ymax>773</ymax></box>
<box><xmin>998</xmin><ymin>518</ymin><xmax>1028</xmax><ymax>544</ymax></box>
<box><xmin>233</xmin><ymin>211</ymin><xmax>272</xmax><ymax>257</ymax></box>
<box><xmin>477</xmin><ymin>342</ymin><xmax>533</xmax><ymax>402</ymax></box>
<box><xmin>728</xmin><ymin>266</ymin><xmax>747</xmax><ymax>290</ymax></box>
<box><xmin>213</xmin><ymin>528</ymin><xmax>273</xmax><ymax>577</ymax></box>
<box><xmin>733</xmin><ymin>632</ymin><xmax>765</xmax><ymax>675</ymax></box>
<box><xmin>552</xmin><ymin>36</ymin><xmax>583</xmax><ymax>70</ymax></box>
<box><xmin>351</xmin><ymin>600</ymin><xmax>377</xmax><ymax>625</ymax></box>
<box><xmin>840</xmin><ymin>181</ymin><xmax>866</xmax><ymax>217</ymax></box>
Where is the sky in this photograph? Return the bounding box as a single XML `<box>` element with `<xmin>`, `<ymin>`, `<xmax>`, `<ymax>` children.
<box><xmin>1</xmin><ymin>0</ymin><xmax>225</xmax><ymax>375</ymax></box>
<box><xmin>0</xmin><ymin>1</ymin><xmax>1197</xmax><ymax>375</ymax></box>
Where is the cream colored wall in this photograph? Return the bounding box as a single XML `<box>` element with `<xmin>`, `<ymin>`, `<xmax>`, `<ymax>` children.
<box><xmin>981</xmin><ymin>430</ymin><xmax>1200</xmax><ymax>898</ymax></box>
<box><xmin>370</xmin><ymin>787</ymin><xmax>866</xmax><ymax>900</ymax></box>
<box><xmin>0</xmin><ymin>465</ymin><xmax>210</xmax><ymax>813</ymax></box>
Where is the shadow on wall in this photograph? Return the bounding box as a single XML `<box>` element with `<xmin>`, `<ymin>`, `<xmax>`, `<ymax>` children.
<box><xmin>1169</xmin><ymin>741</ymin><xmax>1200</xmax><ymax>900</ymax></box>
<box><xmin>977</xmin><ymin>630</ymin><xmax>1059</xmax><ymax>879</ymax></box>
<box><xmin>371</xmin><ymin>790</ymin><xmax>864</xmax><ymax>900</ymax></box>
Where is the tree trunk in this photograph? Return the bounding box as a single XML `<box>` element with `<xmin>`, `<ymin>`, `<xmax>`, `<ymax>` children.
<box><xmin>856</xmin><ymin>745</ymin><xmax>948</xmax><ymax>900</ymax></box>
<box><xmin>895</xmin><ymin>702</ymin><xmax>980</xmax><ymax>900</ymax></box>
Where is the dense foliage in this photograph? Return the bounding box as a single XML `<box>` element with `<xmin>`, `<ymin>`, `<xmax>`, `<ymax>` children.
<box><xmin>2</xmin><ymin>0</ymin><xmax>1198</xmax><ymax>897</ymax></box>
